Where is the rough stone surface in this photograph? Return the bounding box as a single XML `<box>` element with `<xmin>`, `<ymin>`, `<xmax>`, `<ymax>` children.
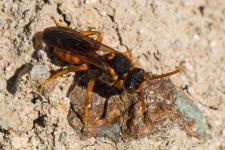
<box><xmin>0</xmin><ymin>0</ymin><xmax>225</xmax><ymax>149</ymax></box>
<box><xmin>68</xmin><ymin>75</ymin><xmax>204</xmax><ymax>140</ymax></box>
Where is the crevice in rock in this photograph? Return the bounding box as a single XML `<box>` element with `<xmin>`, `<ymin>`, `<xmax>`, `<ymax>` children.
<box><xmin>108</xmin><ymin>14</ymin><xmax>129</xmax><ymax>50</ymax></box>
<box><xmin>56</xmin><ymin>3</ymin><xmax>71</xmax><ymax>26</ymax></box>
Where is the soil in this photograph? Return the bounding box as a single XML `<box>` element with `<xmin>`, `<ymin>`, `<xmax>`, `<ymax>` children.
<box><xmin>0</xmin><ymin>0</ymin><xmax>224</xmax><ymax>149</ymax></box>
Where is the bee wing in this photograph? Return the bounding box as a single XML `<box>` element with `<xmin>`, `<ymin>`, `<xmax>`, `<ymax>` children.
<box><xmin>43</xmin><ymin>27</ymin><xmax>121</xmax><ymax>71</ymax></box>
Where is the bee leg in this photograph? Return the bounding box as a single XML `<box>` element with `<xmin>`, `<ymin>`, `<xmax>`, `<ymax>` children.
<box><xmin>115</xmin><ymin>79</ymin><xmax>125</xmax><ymax>90</ymax></box>
<box><xmin>123</xmin><ymin>50</ymin><xmax>138</xmax><ymax>67</ymax></box>
<box><xmin>123</xmin><ymin>49</ymin><xmax>133</xmax><ymax>60</ymax></box>
<box><xmin>138</xmin><ymin>89</ymin><xmax>145</xmax><ymax>115</ymax></box>
<box><xmin>83</xmin><ymin>79</ymin><xmax>95</xmax><ymax>128</ymax></box>
<box><xmin>51</xmin><ymin>16</ymin><xmax>68</xmax><ymax>28</ymax></box>
<box><xmin>50</xmin><ymin>17</ymin><xmax>104</xmax><ymax>42</ymax></box>
<box><xmin>79</xmin><ymin>31</ymin><xmax>103</xmax><ymax>43</ymax></box>
<box><xmin>38</xmin><ymin>64</ymin><xmax>88</xmax><ymax>89</ymax></box>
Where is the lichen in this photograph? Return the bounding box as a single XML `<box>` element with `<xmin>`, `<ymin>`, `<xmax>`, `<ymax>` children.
<box><xmin>175</xmin><ymin>90</ymin><xmax>205</xmax><ymax>138</ymax></box>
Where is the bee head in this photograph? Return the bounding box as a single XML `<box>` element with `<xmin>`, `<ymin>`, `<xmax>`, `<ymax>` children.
<box><xmin>124</xmin><ymin>68</ymin><xmax>146</xmax><ymax>93</ymax></box>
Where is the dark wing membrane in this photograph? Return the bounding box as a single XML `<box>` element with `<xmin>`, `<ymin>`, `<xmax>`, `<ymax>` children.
<box><xmin>98</xmin><ymin>42</ymin><xmax>120</xmax><ymax>53</ymax></box>
<box><xmin>43</xmin><ymin>27</ymin><xmax>117</xmax><ymax>71</ymax></box>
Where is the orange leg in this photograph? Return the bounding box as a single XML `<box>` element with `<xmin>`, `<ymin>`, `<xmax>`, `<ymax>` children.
<box><xmin>51</xmin><ymin>16</ymin><xmax>68</xmax><ymax>28</ymax></box>
<box><xmin>38</xmin><ymin>64</ymin><xmax>88</xmax><ymax>89</ymax></box>
<box><xmin>115</xmin><ymin>80</ymin><xmax>125</xmax><ymax>90</ymax></box>
<box><xmin>51</xmin><ymin>17</ymin><xmax>103</xmax><ymax>43</ymax></box>
<box><xmin>83</xmin><ymin>79</ymin><xmax>95</xmax><ymax>128</ymax></box>
<box><xmin>79</xmin><ymin>31</ymin><xmax>103</xmax><ymax>43</ymax></box>
<box><xmin>138</xmin><ymin>89</ymin><xmax>145</xmax><ymax>115</ymax></box>
<box><xmin>123</xmin><ymin>49</ymin><xmax>133</xmax><ymax>60</ymax></box>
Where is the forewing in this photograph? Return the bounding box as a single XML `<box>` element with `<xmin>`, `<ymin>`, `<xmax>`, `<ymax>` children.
<box><xmin>43</xmin><ymin>27</ymin><xmax>115</xmax><ymax>70</ymax></box>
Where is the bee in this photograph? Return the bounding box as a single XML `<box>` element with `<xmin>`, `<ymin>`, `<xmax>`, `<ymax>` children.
<box><xmin>33</xmin><ymin>17</ymin><xmax>182</xmax><ymax>128</ymax></box>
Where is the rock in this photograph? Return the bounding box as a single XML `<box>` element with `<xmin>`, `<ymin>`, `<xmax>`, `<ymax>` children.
<box><xmin>30</xmin><ymin>64</ymin><xmax>50</xmax><ymax>83</ymax></box>
<box><xmin>68</xmin><ymin>75</ymin><xmax>205</xmax><ymax>140</ymax></box>
<box><xmin>175</xmin><ymin>90</ymin><xmax>205</xmax><ymax>138</ymax></box>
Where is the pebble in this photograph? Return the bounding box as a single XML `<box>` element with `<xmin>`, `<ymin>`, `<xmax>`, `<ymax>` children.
<box><xmin>30</xmin><ymin>64</ymin><xmax>50</xmax><ymax>83</ymax></box>
<box><xmin>192</xmin><ymin>33</ymin><xmax>200</xmax><ymax>41</ymax></box>
<box><xmin>36</xmin><ymin>49</ymin><xmax>48</xmax><ymax>61</ymax></box>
